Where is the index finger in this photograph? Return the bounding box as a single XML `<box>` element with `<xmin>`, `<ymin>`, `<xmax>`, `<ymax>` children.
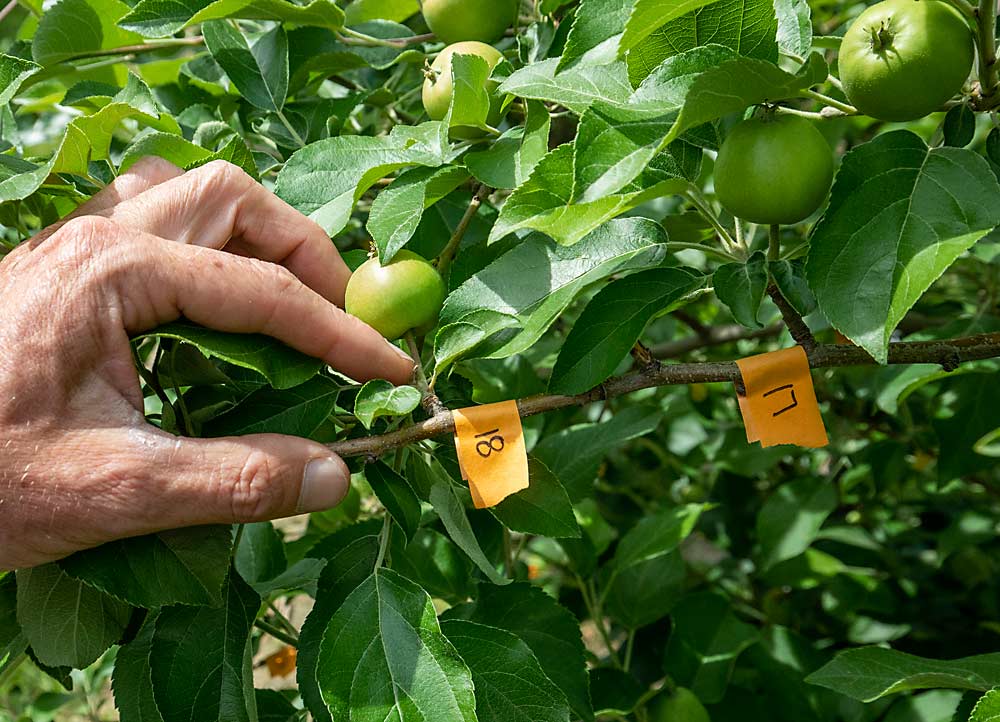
<box><xmin>101</xmin><ymin>160</ymin><xmax>352</xmax><ymax>305</ymax></box>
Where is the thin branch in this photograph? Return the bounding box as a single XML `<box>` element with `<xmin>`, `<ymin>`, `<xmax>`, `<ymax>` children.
<box><xmin>650</xmin><ymin>323</ymin><xmax>783</xmax><ymax>358</ymax></box>
<box><xmin>0</xmin><ymin>0</ymin><xmax>18</xmax><ymax>24</ymax></box>
<box><xmin>327</xmin><ymin>333</ymin><xmax>1000</xmax><ymax>458</ymax></box>
<box><xmin>60</xmin><ymin>36</ymin><xmax>204</xmax><ymax>62</ymax></box>
<box><xmin>767</xmin><ymin>283</ymin><xmax>817</xmax><ymax>351</ymax></box>
<box><xmin>436</xmin><ymin>185</ymin><xmax>486</xmax><ymax>278</ymax></box>
<box><xmin>801</xmin><ymin>89</ymin><xmax>858</xmax><ymax>116</ymax></box>
<box><xmin>404</xmin><ymin>330</ymin><xmax>445</xmax><ymax>416</ymax></box>
<box><xmin>254</xmin><ymin>619</ymin><xmax>299</xmax><ymax>648</ymax></box>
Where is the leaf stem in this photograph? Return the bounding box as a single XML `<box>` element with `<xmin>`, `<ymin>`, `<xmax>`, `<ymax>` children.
<box><xmin>374</xmin><ymin>514</ymin><xmax>392</xmax><ymax>569</ymax></box>
<box><xmin>254</xmin><ymin>619</ymin><xmax>299</xmax><ymax>647</ymax></box>
<box><xmin>338</xmin><ymin>27</ymin><xmax>434</xmax><ymax>48</ymax></box>
<box><xmin>684</xmin><ymin>188</ymin><xmax>739</xmax><ymax>255</ymax></box>
<box><xmin>0</xmin><ymin>0</ymin><xmax>18</xmax><ymax>24</ymax></box>
<box><xmin>62</xmin><ymin>36</ymin><xmax>204</xmax><ymax>62</ymax></box>
<box><xmin>665</xmin><ymin>242</ymin><xmax>739</xmax><ymax>263</ymax></box>
<box><xmin>801</xmin><ymin>89</ymin><xmax>858</xmax><ymax>115</ymax></box>
<box><xmin>275</xmin><ymin>110</ymin><xmax>306</xmax><ymax>148</ymax></box>
<box><xmin>436</xmin><ymin>184</ymin><xmax>486</xmax><ymax>278</ymax></box>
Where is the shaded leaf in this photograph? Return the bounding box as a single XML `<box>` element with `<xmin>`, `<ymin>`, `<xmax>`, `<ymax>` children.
<box><xmin>317</xmin><ymin>568</ymin><xmax>476</xmax><ymax>722</ymax></box>
<box><xmin>490</xmin><ymin>458</ymin><xmax>581</xmax><ymax>538</ymax></box>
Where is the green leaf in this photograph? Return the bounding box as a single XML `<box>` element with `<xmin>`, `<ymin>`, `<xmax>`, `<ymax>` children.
<box><xmin>255</xmin><ymin>689</ymin><xmax>299</xmax><ymax>722</ymax></box>
<box><xmin>626</xmin><ymin>0</ymin><xmax>778</xmax><ymax>84</ymax></box>
<box><xmin>467</xmin><ymin>99</ymin><xmax>550</xmax><ymax>190</ymax></box>
<box><xmin>757</xmin><ymin>477</ymin><xmax>837</xmax><ymax>571</ymax></box>
<box><xmin>203</xmin><ymin>21</ymin><xmax>288</xmax><ymax>112</ymax></box>
<box><xmin>367</xmin><ymin>165</ymin><xmax>470</xmax><ymax>263</ymax></box>
<box><xmin>713</xmin><ymin>251</ymin><xmax>768</xmax><ymax>329</ymax></box>
<box><xmin>365</xmin><ymin>461</ymin><xmax>422</xmax><ymax>542</ymax></box>
<box><xmin>557</xmin><ymin>0</ymin><xmax>632</xmax><ymax>72</ymax></box>
<box><xmin>235</xmin><ymin>522</ymin><xmax>287</xmax><ymax>586</ymax></box>
<box><xmin>490</xmin><ymin>457</ymin><xmax>581</xmax><ymax>538</ymax></box>
<box><xmin>429</xmin><ymin>478</ymin><xmax>511</xmax><ymax>586</ymax></box>
<box><xmin>150</xmin><ymin>571</ymin><xmax>260</xmax><ymax>722</ymax></box>
<box><xmin>970</xmin><ymin>689</ymin><xmax>1000</xmax><ymax>722</ymax></box>
<box><xmin>441</xmin><ymin>620</ymin><xmax>572</xmax><ymax>722</ymax></box>
<box><xmin>58</xmin><ymin>526</ymin><xmax>233</xmax><ymax>608</ymax></box>
<box><xmin>619</xmin><ymin>0</ymin><xmax>722</xmax><ymax>57</ymax></box>
<box><xmin>944</xmin><ymin>104</ymin><xmax>976</xmax><ymax>148</ymax></box>
<box><xmin>448</xmin><ymin>52</ymin><xmax>495</xmax><ymax>133</ymax></box>
<box><xmin>934</xmin><ymin>372</ymin><xmax>1000</xmax><ymax>481</ymax></box>
<box><xmin>390</xmin><ymin>528</ymin><xmax>476</xmax><ymax>604</ymax></box>
<box><xmin>297</xmin><ymin>533</ymin><xmax>380</xmax><ymax>722</ymax></box>
<box><xmin>317</xmin><ymin>568</ymin><xmax>476</xmax><ymax>722</ymax></box>
<box><xmin>444</xmin><ymin>583</ymin><xmax>592</xmax><ymax>722</ymax></box>
<box><xmin>32</xmin><ymin>0</ymin><xmax>142</xmax><ymax>65</ymax></box>
<box><xmin>275</xmin><ymin>121</ymin><xmax>449</xmax><ymax>236</ymax></box>
<box><xmin>138</xmin><ymin>320</ymin><xmax>323</xmax><ymax>390</ymax></box>
<box><xmin>15</xmin><ymin>563</ymin><xmax>132</xmax><ymax>668</ymax></box>
<box><xmin>774</xmin><ymin>0</ymin><xmax>813</xmax><ymax>57</ymax></box>
<box><xmin>548</xmin><ymin>266</ymin><xmax>704</xmax><ymax>395</ymax></box>
<box><xmin>344</xmin><ymin>0</ymin><xmax>418</xmax><ymax>23</ymax></box>
<box><xmin>184</xmin><ymin>134</ymin><xmax>260</xmax><ymax>181</ymax></box>
<box><xmin>113</xmin><ymin>613</ymin><xmax>163</xmax><ymax>722</ymax></box>
<box><xmin>120</xmin><ymin>0</ymin><xmax>345</xmax><ymax>38</ymax></box>
<box><xmin>436</xmin><ymin>218</ymin><xmax>669</xmax><ymax>368</ymax></box>
<box><xmin>488</xmin><ymin>141</ymin><xmax>695</xmax><ymax>246</ymax></box>
<box><xmin>769</xmin><ymin>259</ymin><xmax>816</xmax><ymax>316</ymax></box>
<box><xmin>603</xmin><ymin>504</ymin><xmax>707</xmax><ymax>629</ymax></box>
<box><xmin>0</xmin><ymin>575</ymin><xmax>27</xmax><ymax>676</ymax></box>
<box><xmin>806</xmin><ymin>647</ymin><xmax>1000</xmax><ymax>702</ymax></box>
<box><xmin>589</xmin><ymin>668</ymin><xmax>645</xmax><ymax>716</ymax></box>
<box><xmin>0</xmin><ymin>73</ymin><xmax>176</xmax><ymax>202</ymax></box>
<box><xmin>353</xmin><ymin>379</ymin><xmax>422</xmax><ymax>429</ymax></box>
<box><xmin>614</xmin><ymin>503</ymin><xmax>707</xmax><ymax>570</ymax></box>
<box><xmin>499</xmin><ymin>60</ymin><xmax>634</xmax><ymax>115</ymax></box>
<box><xmin>662</xmin><ymin>592</ymin><xmax>760</xmax><ymax>703</ymax></box>
<box><xmin>533</xmin><ymin>404</ymin><xmax>663</xmax><ymax>500</ymax></box>
<box><xmin>0</xmin><ymin>54</ymin><xmax>41</xmax><ymax>106</ymax></box>
<box><xmin>806</xmin><ymin>131</ymin><xmax>1000</xmax><ymax>363</ymax></box>
<box><xmin>202</xmin><ymin>376</ymin><xmax>340</xmax><ymax>438</ymax></box>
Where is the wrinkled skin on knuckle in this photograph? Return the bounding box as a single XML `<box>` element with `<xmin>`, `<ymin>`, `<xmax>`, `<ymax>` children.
<box><xmin>228</xmin><ymin>449</ymin><xmax>282</xmax><ymax>523</ymax></box>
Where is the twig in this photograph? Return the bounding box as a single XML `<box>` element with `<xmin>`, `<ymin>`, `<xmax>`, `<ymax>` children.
<box><xmin>60</xmin><ymin>36</ymin><xmax>204</xmax><ymax>62</ymax></box>
<box><xmin>650</xmin><ymin>323</ymin><xmax>783</xmax><ymax>358</ymax></box>
<box><xmin>767</xmin><ymin>283</ymin><xmax>817</xmax><ymax>351</ymax></box>
<box><xmin>338</xmin><ymin>27</ymin><xmax>435</xmax><ymax>48</ymax></box>
<box><xmin>0</xmin><ymin>0</ymin><xmax>17</xmax><ymax>24</ymax></box>
<box><xmin>436</xmin><ymin>185</ymin><xmax>486</xmax><ymax>278</ymax></box>
<box><xmin>254</xmin><ymin>619</ymin><xmax>299</xmax><ymax>648</ymax></box>
<box><xmin>326</xmin><ymin>333</ymin><xmax>1000</xmax><ymax>458</ymax></box>
<box><xmin>404</xmin><ymin>331</ymin><xmax>446</xmax><ymax>416</ymax></box>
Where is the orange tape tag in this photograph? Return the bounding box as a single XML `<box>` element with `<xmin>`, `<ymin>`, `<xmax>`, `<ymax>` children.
<box><xmin>265</xmin><ymin>646</ymin><xmax>297</xmax><ymax>678</ymax></box>
<box><xmin>735</xmin><ymin>345</ymin><xmax>828</xmax><ymax>448</ymax></box>
<box><xmin>453</xmin><ymin>400</ymin><xmax>529</xmax><ymax>509</ymax></box>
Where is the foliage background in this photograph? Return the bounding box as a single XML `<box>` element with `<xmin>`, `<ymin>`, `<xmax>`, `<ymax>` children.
<box><xmin>1</xmin><ymin>0</ymin><xmax>999</xmax><ymax>721</ymax></box>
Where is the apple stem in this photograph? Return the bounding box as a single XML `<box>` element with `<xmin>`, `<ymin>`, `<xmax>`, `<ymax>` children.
<box><xmin>436</xmin><ymin>184</ymin><xmax>487</xmax><ymax>279</ymax></box>
<box><xmin>404</xmin><ymin>330</ymin><xmax>446</xmax><ymax>416</ymax></box>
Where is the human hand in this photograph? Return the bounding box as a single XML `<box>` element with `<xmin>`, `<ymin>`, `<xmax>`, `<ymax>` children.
<box><xmin>0</xmin><ymin>158</ymin><xmax>415</xmax><ymax>571</ymax></box>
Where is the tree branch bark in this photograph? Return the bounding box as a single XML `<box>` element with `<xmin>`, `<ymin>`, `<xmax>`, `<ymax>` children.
<box><xmin>328</xmin><ymin>332</ymin><xmax>1000</xmax><ymax>458</ymax></box>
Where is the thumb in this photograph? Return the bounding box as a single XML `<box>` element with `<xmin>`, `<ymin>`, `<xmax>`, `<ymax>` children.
<box><xmin>163</xmin><ymin>434</ymin><xmax>352</xmax><ymax>525</ymax></box>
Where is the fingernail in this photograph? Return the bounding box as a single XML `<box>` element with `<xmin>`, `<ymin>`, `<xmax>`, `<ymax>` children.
<box><xmin>297</xmin><ymin>457</ymin><xmax>350</xmax><ymax>513</ymax></box>
<box><xmin>386</xmin><ymin>339</ymin><xmax>416</xmax><ymax>365</ymax></box>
